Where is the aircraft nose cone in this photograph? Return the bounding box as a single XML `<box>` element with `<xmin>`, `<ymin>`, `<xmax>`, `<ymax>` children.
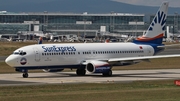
<box><xmin>5</xmin><ymin>56</ymin><xmax>15</xmax><ymax>67</ymax></box>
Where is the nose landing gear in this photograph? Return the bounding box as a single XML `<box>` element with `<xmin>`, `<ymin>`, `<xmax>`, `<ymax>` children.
<box><xmin>22</xmin><ymin>72</ymin><xmax>29</xmax><ymax>78</ymax></box>
<box><xmin>15</xmin><ymin>68</ymin><xmax>29</xmax><ymax>78</ymax></box>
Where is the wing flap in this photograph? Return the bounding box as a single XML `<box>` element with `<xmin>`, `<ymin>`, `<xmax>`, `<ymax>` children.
<box><xmin>81</xmin><ymin>54</ymin><xmax>180</xmax><ymax>65</ymax></box>
<box><xmin>81</xmin><ymin>59</ymin><xmax>108</xmax><ymax>65</ymax></box>
<box><xmin>108</xmin><ymin>54</ymin><xmax>180</xmax><ymax>62</ymax></box>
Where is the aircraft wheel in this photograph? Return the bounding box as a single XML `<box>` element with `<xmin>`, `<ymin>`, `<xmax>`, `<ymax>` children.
<box><xmin>76</xmin><ymin>69</ymin><xmax>86</xmax><ymax>76</ymax></box>
<box><xmin>76</xmin><ymin>69</ymin><xmax>80</xmax><ymax>76</ymax></box>
<box><xmin>103</xmin><ymin>70</ymin><xmax>112</xmax><ymax>77</ymax></box>
<box><xmin>108</xmin><ymin>70</ymin><xmax>112</xmax><ymax>76</ymax></box>
<box><xmin>81</xmin><ymin>69</ymin><xmax>86</xmax><ymax>76</ymax></box>
<box><xmin>22</xmin><ymin>73</ymin><xmax>29</xmax><ymax>78</ymax></box>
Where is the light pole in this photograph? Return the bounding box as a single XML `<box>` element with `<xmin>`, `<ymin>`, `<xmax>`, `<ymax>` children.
<box><xmin>44</xmin><ymin>11</ymin><xmax>48</xmax><ymax>31</ymax></box>
<box><xmin>173</xmin><ymin>12</ymin><xmax>178</xmax><ymax>40</ymax></box>
<box><xmin>174</xmin><ymin>13</ymin><xmax>178</xmax><ymax>33</ymax></box>
<box><xmin>83</xmin><ymin>19</ymin><xmax>86</xmax><ymax>40</ymax></box>
<box><xmin>134</xmin><ymin>20</ymin><xmax>137</xmax><ymax>37</ymax></box>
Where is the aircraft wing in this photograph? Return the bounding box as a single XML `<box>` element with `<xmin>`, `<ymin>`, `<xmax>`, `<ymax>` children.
<box><xmin>81</xmin><ymin>54</ymin><xmax>180</xmax><ymax>65</ymax></box>
<box><xmin>108</xmin><ymin>54</ymin><xmax>180</xmax><ymax>62</ymax></box>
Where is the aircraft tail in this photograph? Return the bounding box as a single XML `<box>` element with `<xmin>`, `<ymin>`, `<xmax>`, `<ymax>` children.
<box><xmin>133</xmin><ymin>2</ymin><xmax>169</xmax><ymax>45</ymax></box>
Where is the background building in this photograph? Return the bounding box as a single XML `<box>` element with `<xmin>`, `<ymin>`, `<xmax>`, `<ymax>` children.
<box><xmin>0</xmin><ymin>11</ymin><xmax>179</xmax><ymax>38</ymax></box>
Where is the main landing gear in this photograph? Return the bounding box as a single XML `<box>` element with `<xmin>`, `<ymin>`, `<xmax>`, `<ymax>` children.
<box><xmin>76</xmin><ymin>69</ymin><xmax>86</xmax><ymax>76</ymax></box>
<box><xmin>76</xmin><ymin>69</ymin><xmax>112</xmax><ymax>77</ymax></box>
<box><xmin>102</xmin><ymin>70</ymin><xmax>112</xmax><ymax>77</ymax></box>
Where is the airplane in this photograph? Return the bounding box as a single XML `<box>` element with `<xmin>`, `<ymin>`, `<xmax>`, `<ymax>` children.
<box><xmin>5</xmin><ymin>1</ymin><xmax>180</xmax><ymax>78</ymax></box>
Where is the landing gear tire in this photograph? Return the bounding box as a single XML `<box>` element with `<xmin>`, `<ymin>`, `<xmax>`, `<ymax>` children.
<box><xmin>103</xmin><ymin>70</ymin><xmax>112</xmax><ymax>77</ymax></box>
<box><xmin>76</xmin><ymin>69</ymin><xmax>86</xmax><ymax>76</ymax></box>
<box><xmin>22</xmin><ymin>73</ymin><xmax>28</xmax><ymax>78</ymax></box>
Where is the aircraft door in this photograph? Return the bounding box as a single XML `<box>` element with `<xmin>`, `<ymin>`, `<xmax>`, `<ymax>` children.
<box><xmin>33</xmin><ymin>47</ymin><xmax>40</xmax><ymax>62</ymax></box>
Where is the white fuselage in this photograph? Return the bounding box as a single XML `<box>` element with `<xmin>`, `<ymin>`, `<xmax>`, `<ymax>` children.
<box><xmin>6</xmin><ymin>42</ymin><xmax>155</xmax><ymax>69</ymax></box>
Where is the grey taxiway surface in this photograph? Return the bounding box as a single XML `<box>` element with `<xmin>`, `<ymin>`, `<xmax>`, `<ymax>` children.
<box><xmin>0</xmin><ymin>69</ymin><xmax>180</xmax><ymax>86</ymax></box>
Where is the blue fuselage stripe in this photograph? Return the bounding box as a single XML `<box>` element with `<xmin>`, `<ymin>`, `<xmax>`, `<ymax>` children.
<box><xmin>14</xmin><ymin>65</ymin><xmax>82</xmax><ymax>70</ymax></box>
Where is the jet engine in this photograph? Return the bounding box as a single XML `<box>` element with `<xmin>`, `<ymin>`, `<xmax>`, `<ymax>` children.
<box><xmin>43</xmin><ymin>69</ymin><xmax>64</xmax><ymax>72</ymax></box>
<box><xmin>86</xmin><ymin>61</ymin><xmax>111</xmax><ymax>73</ymax></box>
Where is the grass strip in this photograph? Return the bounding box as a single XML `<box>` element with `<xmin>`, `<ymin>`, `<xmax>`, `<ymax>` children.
<box><xmin>0</xmin><ymin>80</ymin><xmax>180</xmax><ymax>101</ymax></box>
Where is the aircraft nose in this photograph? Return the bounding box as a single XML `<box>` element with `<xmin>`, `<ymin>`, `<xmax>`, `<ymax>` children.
<box><xmin>5</xmin><ymin>56</ymin><xmax>15</xmax><ymax>67</ymax></box>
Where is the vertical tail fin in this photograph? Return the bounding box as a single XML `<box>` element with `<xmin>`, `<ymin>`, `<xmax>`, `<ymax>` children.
<box><xmin>133</xmin><ymin>2</ymin><xmax>169</xmax><ymax>44</ymax></box>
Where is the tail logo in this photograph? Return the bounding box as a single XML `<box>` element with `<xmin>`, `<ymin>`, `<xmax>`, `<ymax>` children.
<box><xmin>133</xmin><ymin>2</ymin><xmax>168</xmax><ymax>45</ymax></box>
<box><xmin>148</xmin><ymin>11</ymin><xmax>166</xmax><ymax>31</ymax></box>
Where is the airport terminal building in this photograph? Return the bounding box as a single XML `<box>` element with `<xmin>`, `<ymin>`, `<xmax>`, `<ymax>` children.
<box><xmin>0</xmin><ymin>11</ymin><xmax>179</xmax><ymax>37</ymax></box>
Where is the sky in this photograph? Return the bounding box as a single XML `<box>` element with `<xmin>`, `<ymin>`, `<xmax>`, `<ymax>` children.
<box><xmin>112</xmin><ymin>0</ymin><xmax>180</xmax><ymax>7</ymax></box>
<box><xmin>1</xmin><ymin>0</ymin><xmax>179</xmax><ymax>8</ymax></box>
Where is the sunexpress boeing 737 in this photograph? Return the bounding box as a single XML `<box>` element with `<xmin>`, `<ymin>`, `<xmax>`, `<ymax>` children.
<box><xmin>5</xmin><ymin>2</ymin><xmax>180</xmax><ymax>78</ymax></box>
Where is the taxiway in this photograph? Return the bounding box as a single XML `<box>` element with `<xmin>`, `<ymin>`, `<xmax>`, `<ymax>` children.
<box><xmin>0</xmin><ymin>69</ymin><xmax>180</xmax><ymax>86</ymax></box>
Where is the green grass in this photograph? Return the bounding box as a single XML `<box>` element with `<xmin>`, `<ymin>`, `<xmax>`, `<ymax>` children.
<box><xmin>0</xmin><ymin>80</ymin><xmax>180</xmax><ymax>101</ymax></box>
<box><xmin>0</xmin><ymin>41</ymin><xmax>37</xmax><ymax>56</ymax></box>
<box><xmin>0</xmin><ymin>62</ymin><xmax>14</xmax><ymax>73</ymax></box>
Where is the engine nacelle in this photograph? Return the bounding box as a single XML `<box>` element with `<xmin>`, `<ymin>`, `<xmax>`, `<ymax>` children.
<box><xmin>86</xmin><ymin>61</ymin><xmax>111</xmax><ymax>73</ymax></box>
<box><xmin>43</xmin><ymin>69</ymin><xmax>64</xmax><ymax>72</ymax></box>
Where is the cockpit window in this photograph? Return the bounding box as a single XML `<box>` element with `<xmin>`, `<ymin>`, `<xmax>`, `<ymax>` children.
<box><xmin>19</xmin><ymin>52</ymin><xmax>26</xmax><ymax>55</ymax></box>
<box><xmin>13</xmin><ymin>52</ymin><xmax>19</xmax><ymax>55</ymax></box>
<box><xmin>13</xmin><ymin>50</ymin><xmax>26</xmax><ymax>56</ymax></box>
